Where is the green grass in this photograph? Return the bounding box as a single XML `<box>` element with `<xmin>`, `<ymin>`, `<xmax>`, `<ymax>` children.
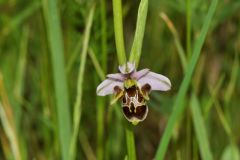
<box><xmin>42</xmin><ymin>0</ymin><xmax>72</xmax><ymax>159</ymax></box>
<box><xmin>0</xmin><ymin>75</ymin><xmax>22</xmax><ymax>160</ymax></box>
<box><xmin>2</xmin><ymin>1</ymin><xmax>41</xmax><ymax>36</ymax></box>
<box><xmin>69</xmin><ymin>4</ymin><xmax>95</xmax><ymax>160</ymax></box>
<box><xmin>1</xmin><ymin>0</ymin><xmax>240</xmax><ymax>159</ymax></box>
<box><xmin>155</xmin><ymin>0</ymin><xmax>218</xmax><ymax>159</ymax></box>
<box><xmin>191</xmin><ymin>94</ymin><xmax>213</xmax><ymax>160</ymax></box>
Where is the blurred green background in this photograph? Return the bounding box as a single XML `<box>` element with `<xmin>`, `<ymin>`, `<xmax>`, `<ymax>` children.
<box><xmin>0</xmin><ymin>0</ymin><xmax>240</xmax><ymax>159</ymax></box>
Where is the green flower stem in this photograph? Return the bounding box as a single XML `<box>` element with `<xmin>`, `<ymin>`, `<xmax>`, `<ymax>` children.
<box><xmin>112</xmin><ymin>0</ymin><xmax>138</xmax><ymax>159</ymax></box>
<box><xmin>126</xmin><ymin>126</ymin><xmax>136</xmax><ymax>160</ymax></box>
<box><xmin>112</xmin><ymin>0</ymin><xmax>126</xmax><ymax>65</ymax></box>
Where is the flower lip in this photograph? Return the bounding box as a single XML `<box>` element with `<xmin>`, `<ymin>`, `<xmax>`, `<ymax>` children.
<box><xmin>121</xmin><ymin>85</ymin><xmax>148</xmax><ymax>124</ymax></box>
<box><xmin>122</xmin><ymin>105</ymin><xmax>148</xmax><ymax>124</ymax></box>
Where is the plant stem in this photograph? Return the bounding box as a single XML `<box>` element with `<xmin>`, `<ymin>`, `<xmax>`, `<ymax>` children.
<box><xmin>112</xmin><ymin>0</ymin><xmax>126</xmax><ymax>65</ymax></box>
<box><xmin>112</xmin><ymin>0</ymin><xmax>136</xmax><ymax>159</ymax></box>
<box><xmin>126</xmin><ymin>126</ymin><xmax>136</xmax><ymax>160</ymax></box>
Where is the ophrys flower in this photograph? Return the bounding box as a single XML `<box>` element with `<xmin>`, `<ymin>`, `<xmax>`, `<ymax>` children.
<box><xmin>96</xmin><ymin>62</ymin><xmax>171</xmax><ymax>125</ymax></box>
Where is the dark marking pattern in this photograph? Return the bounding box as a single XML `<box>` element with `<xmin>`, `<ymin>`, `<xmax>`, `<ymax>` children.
<box><xmin>121</xmin><ymin>85</ymin><xmax>148</xmax><ymax>121</ymax></box>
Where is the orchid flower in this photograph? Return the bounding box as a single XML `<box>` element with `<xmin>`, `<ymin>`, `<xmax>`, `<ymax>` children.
<box><xmin>96</xmin><ymin>62</ymin><xmax>171</xmax><ymax>125</ymax></box>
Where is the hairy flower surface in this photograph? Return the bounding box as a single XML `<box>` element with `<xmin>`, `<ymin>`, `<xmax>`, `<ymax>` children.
<box><xmin>96</xmin><ymin>62</ymin><xmax>171</xmax><ymax>125</ymax></box>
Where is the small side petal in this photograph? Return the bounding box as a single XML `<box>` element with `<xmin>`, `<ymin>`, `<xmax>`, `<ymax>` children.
<box><xmin>96</xmin><ymin>79</ymin><xmax>124</xmax><ymax>96</ymax></box>
<box><xmin>131</xmin><ymin>68</ymin><xmax>150</xmax><ymax>80</ymax></box>
<box><xmin>118</xmin><ymin>62</ymin><xmax>135</xmax><ymax>74</ymax></box>
<box><xmin>138</xmin><ymin>72</ymin><xmax>171</xmax><ymax>91</ymax></box>
<box><xmin>107</xmin><ymin>73</ymin><xmax>125</xmax><ymax>81</ymax></box>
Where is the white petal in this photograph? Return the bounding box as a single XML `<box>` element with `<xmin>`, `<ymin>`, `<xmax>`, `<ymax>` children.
<box><xmin>118</xmin><ymin>62</ymin><xmax>135</xmax><ymax>74</ymax></box>
<box><xmin>138</xmin><ymin>72</ymin><xmax>171</xmax><ymax>91</ymax></box>
<box><xmin>107</xmin><ymin>73</ymin><xmax>125</xmax><ymax>81</ymax></box>
<box><xmin>131</xmin><ymin>68</ymin><xmax>150</xmax><ymax>80</ymax></box>
<box><xmin>96</xmin><ymin>79</ymin><xmax>124</xmax><ymax>96</ymax></box>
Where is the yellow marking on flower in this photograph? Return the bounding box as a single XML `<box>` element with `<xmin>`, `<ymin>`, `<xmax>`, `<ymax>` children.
<box><xmin>124</xmin><ymin>79</ymin><xmax>137</xmax><ymax>89</ymax></box>
<box><xmin>132</xmin><ymin>120</ymin><xmax>139</xmax><ymax>125</ymax></box>
<box><xmin>110</xmin><ymin>90</ymin><xmax>124</xmax><ymax>105</ymax></box>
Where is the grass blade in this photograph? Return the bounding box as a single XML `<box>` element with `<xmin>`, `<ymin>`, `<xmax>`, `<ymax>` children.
<box><xmin>96</xmin><ymin>97</ymin><xmax>104</xmax><ymax>160</ymax></box>
<box><xmin>160</xmin><ymin>12</ymin><xmax>187</xmax><ymax>71</ymax></box>
<box><xmin>186</xmin><ymin>0</ymin><xmax>192</xmax><ymax>59</ymax></box>
<box><xmin>224</xmin><ymin>53</ymin><xmax>239</xmax><ymax>106</ymax></box>
<box><xmin>66</xmin><ymin>36</ymin><xmax>82</xmax><ymax>73</ymax></box>
<box><xmin>129</xmin><ymin>0</ymin><xmax>148</xmax><ymax>67</ymax></box>
<box><xmin>190</xmin><ymin>94</ymin><xmax>213</xmax><ymax>160</ymax></box>
<box><xmin>2</xmin><ymin>1</ymin><xmax>41</xmax><ymax>35</ymax></box>
<box><xmin>79</xmin><ymin>131</ymin><xmax>96</xmax><ymax>160</ymax></box>
<box><xmin>0</xmin><ymin>74</ymin><xmax>22</xmax><ymax>160</ymax></box>
<box><xmin>88</xmin><ymin>48</ymin><xmax>105</xmax><ymax>81</ymax></box>
<box><xmin>204</xmin><ymin>75</ymin><xmax>225</xmax><ymax>117</ymax></box>
<box><xmin>69</xmin><ymin>5</ymin><xmax>95</xmax><ymax>160</ymax></box>
<box><xmin>0</xmin><ymin>103</ymin><xmax>21</xmax><ymax>160</ymax></box>
<box><xmin>14</xmin><ymin>27</ymin><xmax>29</xmax><ymax>102</ymax></box>
<box><xmin>154</xmin><ymin>0</ymin><xmax>218</xmax><ymax>159</ymax></box>
<box><xmin>214</xmin><ymin>99</ymin><xmax>232</xmax><ymax>139</ymax></box>
<box><xmin>97</xmin><ymin>0</ymin><xmax>108</xmax><ymax>158</ymax></box>
<box><xmin>42</xmin><ymin>0</ymin><xmax>72</xmax><ymax>159</ymax></box>
<box><xmin>221</xmin><ymin>144</ymin><xmax>240</xmax><ymax>160</ymax></box>
<box><xmin>100</xmin><ymin>0</ymin><xmax>108</xmax><ymax>71</ymax></box>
